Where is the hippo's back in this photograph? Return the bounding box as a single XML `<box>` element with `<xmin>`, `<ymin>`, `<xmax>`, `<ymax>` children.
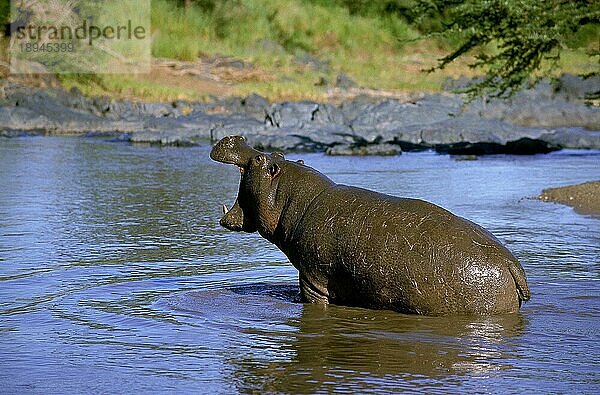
<box><xmin>291</xmin><ymin>185</ymin><xmax>529</xmax><ymax>315</ymax></box>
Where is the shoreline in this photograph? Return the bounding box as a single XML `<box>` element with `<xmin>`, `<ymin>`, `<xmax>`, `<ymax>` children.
<box><xmin>1</xmin><ymin>74</ymin><xmax>599</xmax><ymax>156</ymax></box>
<box><xmin>539</xmin><ymin>181</ymin><xmax>600</xmax><ymax>216</ymax></box>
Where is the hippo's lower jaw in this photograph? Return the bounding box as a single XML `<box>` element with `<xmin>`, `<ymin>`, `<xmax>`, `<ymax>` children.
<box><xmin>220</xmin><ymin>212</ymin><xmax>242</xmax><ymax>232</ymax></box>
<box><xmin>219</xmin><ymin>202</ymin><xmax>242</xmax><ymax>231</ymax></box>
<box><xmin>219</xmin><ymin>198</ymin><xmax>257</xmax><ymax>233</ymax></box>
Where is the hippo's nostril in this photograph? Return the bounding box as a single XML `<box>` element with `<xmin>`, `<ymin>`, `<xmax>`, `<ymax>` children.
<box><xmin>210</xmin><ymin>135</ymin><xmax>261</xmax><ymax>167</ymax></box>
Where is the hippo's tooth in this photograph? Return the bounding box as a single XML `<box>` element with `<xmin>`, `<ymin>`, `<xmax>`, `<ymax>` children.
<box><xmin>239</xmin><ymin>166</ymin><xmax>245</xmax><ymax>175</ymax></box>
<box><xmin>222</xmin><ymin>204</ymin><xmax>229</xmax><ymax>215</ymax></box>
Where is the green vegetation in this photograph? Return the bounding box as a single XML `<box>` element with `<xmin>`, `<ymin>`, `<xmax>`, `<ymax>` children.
<box><xmin>57</xmin><ymin>0</ymin><xmax>464</xmax><ymax>101</ymax></box>
<box><xmin>419</xmin><ymin>0</ymin><xmax>600</xmax><ymax>98</ymax></box>
<box><xmin>0</xmin><ymin>1</ymin><xmax>9</xmax><ymax>27</ymax></box>
<box><xmin>48</xmin><ymin>0</ymin><xmax>600</xmax><ymax>101</ymax></box>
<box><xmin>59</xmin><ymin>74</ymin><xmax>210</xmax><ymax>101</ymax></box>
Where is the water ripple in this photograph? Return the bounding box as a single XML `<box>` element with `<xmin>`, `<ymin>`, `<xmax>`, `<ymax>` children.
<box><xmin>0</xmin><ymin>137</ymin><xmax>599</xmax><ymax>393</ymax></box>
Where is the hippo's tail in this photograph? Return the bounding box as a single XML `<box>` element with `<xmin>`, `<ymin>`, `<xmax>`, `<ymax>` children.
<box><xmin>508</xmin><ymin>259</ymin><xmax>530</xmax><ymax>304</ymax></box>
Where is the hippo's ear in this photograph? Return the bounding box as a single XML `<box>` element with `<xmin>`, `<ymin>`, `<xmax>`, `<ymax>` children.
<box><xmin>269</xmin><ymin>162</ymin><xmax>281</xmax><ymax>179</ymax></box>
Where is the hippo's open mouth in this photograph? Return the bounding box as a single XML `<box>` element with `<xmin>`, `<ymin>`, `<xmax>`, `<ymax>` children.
<box><xmin>219</xmin><ymin>166</ymin><xmax>246</xmax><ymax>231</ymax></box>
<box><xmin>211</xmin><ymin>136</ymin><xmax>262</xmax><ymax>233</ymax></box>
<box><xmin>220</xmin><ymin>166</ymin><xmax>244</xmax><ymax>214</ymax></box>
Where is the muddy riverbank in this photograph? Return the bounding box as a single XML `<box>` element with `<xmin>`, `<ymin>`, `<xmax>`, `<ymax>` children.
<box><xmin>539</xmin><ymin>181</ymin><xmax>600</xmax><ymax>216</ymax></box>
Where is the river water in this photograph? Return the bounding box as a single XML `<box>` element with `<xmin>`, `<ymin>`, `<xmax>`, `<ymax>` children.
<box><xmin>1</xmin><ymin>136</ymin><xmax>599</xmax><ymax>393</ymax></box>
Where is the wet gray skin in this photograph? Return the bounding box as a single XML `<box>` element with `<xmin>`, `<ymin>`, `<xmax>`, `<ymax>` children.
<box><xmin>210</xmin><ymin>135</ymin><xmax>531</xmax><ymax>315</ymax></box>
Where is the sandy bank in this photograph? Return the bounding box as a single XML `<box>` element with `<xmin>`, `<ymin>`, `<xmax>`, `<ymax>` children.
<box><xmin>539</xmin><ymin>181</ymin><xmax>600</xmax><ymax>216</ymax></box>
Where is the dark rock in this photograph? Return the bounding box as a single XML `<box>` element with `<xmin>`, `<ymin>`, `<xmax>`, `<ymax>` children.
<box><xmin>137</xmin><ymin>102</ymin><xmax>178</xmax><ymax>118</ymax></box>
<box><xmin>539</xmin><ymin>128</ymin><xmax>600</xmax><ymax>149</ymax></box>
<box><xmin>249</xmin><ymin>134</ymin><xmax>305</xmax><ymax>152</ymax></box>
<box><xmin>435</xmin><ymin>138</ymin><xmax>561</xmax><ymax>155</ymax></box>
<box><xmin>338</xmin><ymin>95</ymin><xmax>381</xmax><ymax>124</ymax></box>
<box><xmin>435</xmin><ymin>142</ymin><xmax>504</xmax><ymax>155</ymax></box>
<box><xmin>387</xmin><ymin>114</ymin><xmax>564</xmax><ymax>155</ymax></box>
<box><xmin>466</xmin><ymin>89</ymin><xmax>600</xmax><ymax>130</ymax></box>
<box><xmin>249</xmin><ymin>134</ymin><xmax>329</xmax><ymax>152</ymax></box>
<box><xmin>83</xmin><ymin>131</ymin><xmax>130</xmax><ymax>141</ymax></box>
<box><xmin>241</xmin><ymin>93</ymin><xmax>269</xmax><ymax>121</ymax></box>
<box><xmin>2</xmin><ymin>78</ymin><xmax>599</xmax><ymax>154</ymax></box>
<box><xmin>130</xmin><ymin>113</ymin><xmax>264</xmax><ymax>146</ymax></box>
<box><xmin>446</xmin><ymin>76</ymin><xmax>600</xmax><ymax>130</ymax></box>
<box><xmin>258</xmin><ymin>124</ymin><xmax>354</xmax><ymax>152</ymax></box>
<box><xmin>302</xmin><ymin>124</ymin><xmax>355</xmax><ymax>145</ymax></box>
<box><xmin>209</xmin><ymin>119</ymin><xmax>266</xmax><ymax>142</ymax></box>
<box><xmin>217</xmin><ymin>59</ymin><xmax>246</xmax><ymax>69</ymax></box>
<box><xmin>265</xmin><ymin>101</ymin><xmax>319</xmax><ymax>128</ymax></box>
<box><xmin>351</xmin><ymin>95</ymin><xmax>463</xmax><ymax>142</ymax></box>
<box><xmin>128</xmin><ymin>129</ymin><xmax>197</xmax><ymax>146</ymax></box>
<box><xmin>0</xmin><ymin>99</ymin><xmax>143</xmax><ymax>133</ymax></box>
<box><xmin>2</xmin><ymin>82</ymin><xmax>191</xmax><ymax>121</ymax></box>
<box><xmin>311</xmin><ymin>103</ymin><xmax>347</xmax><ymax>125</ymax></box>
<box><xmin>419</xmin><ymin>116</ymin><xmax>544</xmax><ymax>145</ymax></box>
<box><xmin>555</xmin><ymin>74</ymin><xmax>600</xmax><ymax>101</ymax></box>
<box><xmin>505</xmin><ymin>138</ymin><xmax>562</xmax><ymax>154</ymax></box>
<box><xmin>264</xmin><ymin>102</ymin><xmax>345</xmax><ymax>128</ymax></box>
<box><xmin>392</xmin><ymin>140</ymin><xmax>431</xmax><ymax>152</ymax></box>
<box><xmin>0</xmin><ymin>106</ymin><xmax>51</xmax><ymax>130</ymax></box>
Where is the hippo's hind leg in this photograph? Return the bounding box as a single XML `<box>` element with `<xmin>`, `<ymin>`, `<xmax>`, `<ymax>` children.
<box><xmin>299</xmin><ymin>273</ymin><xmax>329</xmax><ymax>304</ymax></box>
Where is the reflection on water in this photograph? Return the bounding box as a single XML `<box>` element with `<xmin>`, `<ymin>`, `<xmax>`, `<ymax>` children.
<box><xmin>186</xmin><ymin>284</ymin><xmax>528</xmax><ymax>394</ymax></box>
<box><xmin>0</xmin><ymin>136</ymin><xmax>599</xmax><ymax>393</ymax></box>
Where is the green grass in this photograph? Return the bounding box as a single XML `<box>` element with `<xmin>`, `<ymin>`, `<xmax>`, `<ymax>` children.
<box><xmin>151</xmin><ymin>0</ymin><xmax>212</xmax><ymax>61</ymax></box>
<box><xmin>57</xmin><ymin>0</ymin><xmax>598</xmax><ymax>102</ymax></box>
<box><xmin>149</xmin><ymin>0</ymin><xmax>419</xmax><ymax>63</ymax></box>
<box><xmin>59</xmin><ymin>74</ymin><xmax>209</xmax><ymax>102</ymax></box>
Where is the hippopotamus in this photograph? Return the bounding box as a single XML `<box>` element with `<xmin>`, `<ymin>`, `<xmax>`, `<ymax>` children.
<box><xmin>210</xmin><ymin>135</ymin><xmax>530</xmax><ymax>315</ymax></box>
